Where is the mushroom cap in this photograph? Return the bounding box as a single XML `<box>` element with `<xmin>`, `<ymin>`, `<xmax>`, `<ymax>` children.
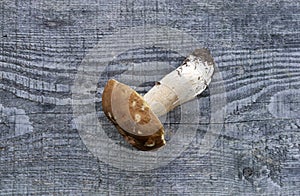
<box><xmin>102</xmin><ymin>79</ymin><xmax>166</xmax><ymax>151</ymax></box>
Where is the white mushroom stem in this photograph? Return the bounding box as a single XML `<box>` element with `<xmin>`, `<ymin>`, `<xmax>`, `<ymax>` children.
<box><xmin>143</xmin><ymin>49</ymin><xmax>215</xmax><ymax>117</ymax></box>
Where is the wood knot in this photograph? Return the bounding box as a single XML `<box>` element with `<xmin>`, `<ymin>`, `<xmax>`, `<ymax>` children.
<box><xmin>243</xmin><ymin>167</ymin><xmax>253</xmax><ymax>178</ymax></box>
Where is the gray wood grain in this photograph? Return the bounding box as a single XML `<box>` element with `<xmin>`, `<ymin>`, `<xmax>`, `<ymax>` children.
<box><xmin>1</xmin><ymin>0</ymin><xmax>300</xmax><ymax>195</ymax></box>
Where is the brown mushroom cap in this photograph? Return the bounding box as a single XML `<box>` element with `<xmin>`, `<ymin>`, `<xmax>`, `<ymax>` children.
<box><xmin>102</xmin><ymin>79</ymin><xmax>166</xmax><ymax>151</ymax></box>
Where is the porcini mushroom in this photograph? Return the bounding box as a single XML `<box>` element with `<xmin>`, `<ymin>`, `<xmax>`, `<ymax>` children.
<box><xmin>102</xmin><ymin>48</ymin><xmax>215</xmax><ymax>151</ymax></box>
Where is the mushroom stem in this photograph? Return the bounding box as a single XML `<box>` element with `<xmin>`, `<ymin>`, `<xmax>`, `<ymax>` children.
<box><xmin>143</xmin><ymin>48</ymin><xmax>215</xmax><ymax>117</ymax></box>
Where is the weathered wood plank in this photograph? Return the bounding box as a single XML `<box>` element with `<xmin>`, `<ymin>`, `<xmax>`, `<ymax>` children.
<box><xmin>1</xmin><ymin>0</ymin><xmax>300</xmax><ymax>195</ymax></box>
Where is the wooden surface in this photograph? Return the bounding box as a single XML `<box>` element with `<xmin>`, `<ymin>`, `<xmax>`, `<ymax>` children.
<box><xmin>1</xmin><ymin>0</ymin><xmax>300</xmax><ymax>195</ymax></box>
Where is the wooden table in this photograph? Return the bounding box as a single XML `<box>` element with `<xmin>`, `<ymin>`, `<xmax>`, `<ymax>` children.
<box><xmin>1</xmin><ymin>0</ymin><xmax>299</xmax><ymax>195</ymax></box>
